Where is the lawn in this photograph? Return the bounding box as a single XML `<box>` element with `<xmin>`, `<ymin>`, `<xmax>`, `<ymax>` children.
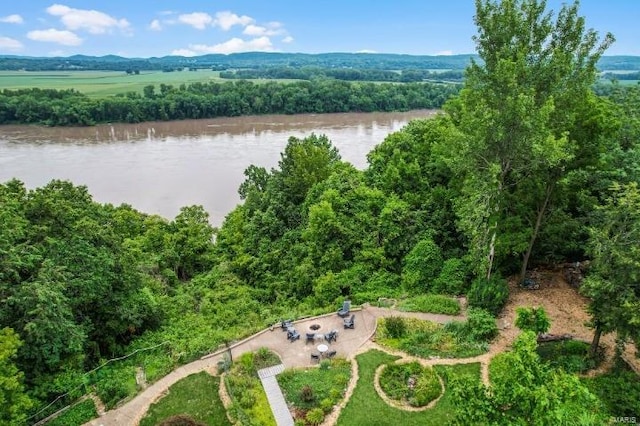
<box><xmin>138</xmin><ymin>372</ymin><xmax>231</xmax><ymax>426</ymax></box>
<box><xmin>336</xmin><ymin>349</ymin><xmax>480</xmax><ymax>426</ymax></box>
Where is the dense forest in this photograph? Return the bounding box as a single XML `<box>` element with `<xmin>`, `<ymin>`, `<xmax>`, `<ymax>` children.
<box><xmin>0</xmin><ymin>80</ymin><xmax>459</xmax><ymax>126</ymax></box>
<box><xmin>2</xmin><ymin>0</ymin><xmax>640</xmax><ymax>424</ymax></box>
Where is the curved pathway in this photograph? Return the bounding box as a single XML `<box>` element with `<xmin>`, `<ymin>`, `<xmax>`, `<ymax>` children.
<box><xmin>85</xmin><ymin>306</ymin><xmax>466</xmax><ymax>426</ymax></box>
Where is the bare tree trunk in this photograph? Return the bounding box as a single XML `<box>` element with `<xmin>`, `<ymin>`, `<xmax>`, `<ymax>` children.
<box><xmin>487</xmin><ymin>230</ymin><xmax>496</xmax><ymax>280</ymax></box>
<box><xmin>519</xmin><ymin>182</ymin><xmax>553</xmax><ymax>283</ymax></box>
<box><xmin>590</xmin><ymin>323</ymin><xmax>602</xmax><ymax>358</ymax></box>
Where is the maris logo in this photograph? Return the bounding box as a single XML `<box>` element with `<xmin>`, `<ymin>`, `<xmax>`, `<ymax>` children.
<box><xmin>613</xmin><ymin>417</ymin><xmax>637</xmax><ymax>424</ymax></box>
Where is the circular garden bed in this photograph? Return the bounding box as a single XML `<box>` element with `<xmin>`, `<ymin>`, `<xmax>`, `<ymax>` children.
<box><xmin>377</xmin><ymin>361</ymin><xmax>442</xmax><ymax>408</ymax></box>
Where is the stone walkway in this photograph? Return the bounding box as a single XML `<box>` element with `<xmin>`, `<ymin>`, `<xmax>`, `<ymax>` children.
<box><xmin>257</xmin><ymin>364</ymin><xmax>294</xmax><ymax>426</ymax></box>
<box><xmin>85</xmin><ymin>305</ymin><xmax>465</xmax><ymax>426</ymax></box>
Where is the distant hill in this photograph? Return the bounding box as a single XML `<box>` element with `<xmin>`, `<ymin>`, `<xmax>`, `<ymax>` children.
<box><xmin>0</xmin><ymin>52</ymin><xmax>638</xmax><ymax>72</ymax></box>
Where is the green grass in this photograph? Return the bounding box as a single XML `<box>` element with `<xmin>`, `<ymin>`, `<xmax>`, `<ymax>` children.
<box><xmin>277</xmin><ymin>358</ymin><xmax>351</xmax><ymax>420</ymax></box>
<box><xmin>397</xmin><ymin>294</ymin><xmax>461</xmax><ymax>315</ymax></box>
<box><xmin>337</xmin><ymin>349</ymin><xmax>480</xmax><ymax>425</ymax></box>
<box><xmin>46</xmin><ymin>398</ymin><xmax>97</xmax><ymax>426</ymax></box>
<box><xmin>139</xmin><ymin>372</ymin><xmax>231</xmax><ymax>426</ymax></box>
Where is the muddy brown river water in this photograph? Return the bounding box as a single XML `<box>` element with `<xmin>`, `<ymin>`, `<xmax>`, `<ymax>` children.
<box><xmin>0</xmin><ymin>110</ymin><xmax>436</xmax><ymax>226</ymax></box>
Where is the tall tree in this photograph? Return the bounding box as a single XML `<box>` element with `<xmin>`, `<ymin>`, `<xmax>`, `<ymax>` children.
<box><xmin>581</xmin><ymin>183</ymin><xmax>640</xmax><ymax>356</ymax></box>
<box><xmin>445</xmin><ymin>0</ymin><xmax>613</xmax><ymax>278</ymax></box>
<box><xmin>0</xmin><ymin>328</ymin><xmax>33</xmax><ymax>426</ymax></box>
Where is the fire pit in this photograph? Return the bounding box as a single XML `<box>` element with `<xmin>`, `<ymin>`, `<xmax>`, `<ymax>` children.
<box><xmin>309</xmin><ymin>324</ymin><xmax>321</xmax><ymax>331</ymax></box>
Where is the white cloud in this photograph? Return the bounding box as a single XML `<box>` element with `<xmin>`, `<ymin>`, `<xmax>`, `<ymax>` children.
<box><xmin>0</xmin><ymin>14</ymin><xmax>24</xmax><ymax>24</ymax></box>
<box><xmin>243</xmin><ymin>22</ymin><xmax>284</xmax><ymax>37</ymax></box>
<box><xmin>213</xmin><ymin>11</ymin><xmax>253</xmax><ymax>31</ymax></box>
<box><xmin>46</xmin><ymin>4</ymin><xmax>130</xmax><ymax>34</ymax></box>
<box><xmin>159</xmin><ymin>10</ymin><xmax>175</xmax><ymax>16</ymax></box>
<box><xmin>282</xmin><ymin>36</ymin><xmax>294</xmax><ymax>43</ymax></box>
<box><xmin>149</xmin><ymin>19</ymin><xmax>162</xmax><ymax>31</ymax></box>
<box><xmin>178</xmin><ymin>12</ymin><xmax>213</xmax><ymax>30</ymax></box>
<box><xmin>436</xmin><ymin>50</ymin><xmax>453</xmax><ymax>56</ymax></box>
<box><xmin>27</xmin><ymin>28</ymin><xmax>82</xmax><ymax>46</ymax></box>
<box><xmin>174</xmin><ymin>36</ymin><xmax>274</xmax><ymax>55</ymax></box>
<box><xmin>171</xmin><ymin>48</ymin><xmax>197</xmax><ymax>57</ymax></box>
<box><xmin>357</xmin><ymin>49</ymin><xmax>377</xmax><ymax>53</ymax></box>
<box><xmin>0</xmin><ymin>36</ymin><xmax>23</xmax><ymax>51</ymax></box>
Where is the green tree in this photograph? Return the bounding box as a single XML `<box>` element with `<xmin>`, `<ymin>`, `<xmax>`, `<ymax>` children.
<box><xmin>450</xmin><ymin>331</ymin><xmax>607</xmax><ymax>425</ymax></box>
<box><xmin>0</xmin><ymin>328</ymin><xmax>33</xmax><ymax>426</ymax></box>
<box><xmin>581</xmin><ymin>183</ymin><xmax>640</xmax><ymax>356</ymax></box>
<box><xmin>444</xmin><ymin>0</ymin><xmax>613</xmax><ymax>279</ymax></box>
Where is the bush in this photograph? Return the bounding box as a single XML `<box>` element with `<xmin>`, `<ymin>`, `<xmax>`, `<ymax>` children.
<box><xmin>467</xmin><ymin>275</ymin><xmax>509</xmax><ymax>315</ymax></box>
<box><xmin>47</xmin><ymin>398</ymin><xmax>97</xmax><ymax>426</ymax></box>
<box><xmin>433</xmin><ymin>258</ymin><xmax>468</xmax><ymax>294</ymax></box>
<box><xmin>465</xmin><ymin>308</ymin><xmax>498</xmax><ymax>342</ymax></box>
<box><xmin>402</xmin><ymin>237</ymin><xmax>443</xmax><ymax>291</ymax></box>
<box><xmin>320</xmin><ymin>397</ymin><xmax>334</xmax><ymax>413</ymax></box>
<box><xmin>306</xmin><ymin>408</ymin><xmax>325</xmax><ymax>425</ymax></box>
<box><xmin>515</xmin><ymin>306</ymin><xmax>550</xmax><ymax>334</ymax></box>
<box><xmin>586</xmin><ymin>368</ymin><xmax>640</xmax><ymax>416</ymax></box>
<box><xmin>300</xmin><ymin>385</ymin><xmax>315</xmax><ymax>403</ymax></box>
<box><xmin>537</xmin><ymin>340</ymin><xmax>593</xmax><ymax>373</ymax></box>
<box><xmin>384</xmin><ymin>316</ymin><xmax>407</xmax><ymax>338</ymax></box>
<box><xmin>398</xmin><ymin>294</ymin><xmax>461</xmax><ymax>315</ymax></box>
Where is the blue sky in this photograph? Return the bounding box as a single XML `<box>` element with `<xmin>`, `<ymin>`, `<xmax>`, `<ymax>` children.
<box><xmin>0</xmin><ymin>1</ymin><xmax>638</xmax><ymax>57</ymax></box>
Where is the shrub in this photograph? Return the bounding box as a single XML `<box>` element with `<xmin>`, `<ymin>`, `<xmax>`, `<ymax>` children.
<box><xmin>319</xmin><ymin>359</ymin><xmax>331</xmax><ymax>370</ymax></box>
<box><xmin>433</xmin><ymin>257</ymin><xmax>468</xmax><ymax>294</ymax></box>
<box><xmin>320</xmin><ymin>397</ymin><xmax>334</xmax><ymax>413</ymax></box>
<box><xmin>47</xmin><ymin>399</ymin><xmax>97</xmax><ymax>426</ymax></box>
<box><xmin>306</xmin><ymin>408</ymin><xmax>325</xmax><ymax>425</ymax></box>
<box><xmin>515</xmin><ymin>306</ymin><xmax>551</xmax><ymax>334</ymax></box>
<box><xmin>384</xmin><ymin>316</ymin><xmax>407</xmax><ymax>338</ymax></box>
<box><xmin>466</xmin><ymin>308</ymin><xmax>498</xmax><ymax>341</ymax></box>
<box><xmin>467</xmin><ymin>275</ymin><xmax>509</xmax><ymax>315</ymax></box>
<box><xmin>300</xmin><ymin>385</ymin><xmax>315</xmax><ymax>403</ymax></box>
<box><xmin>239</xmin><ymin>389</ymin><xmax>256</xmax><ymax>409</ymax></box>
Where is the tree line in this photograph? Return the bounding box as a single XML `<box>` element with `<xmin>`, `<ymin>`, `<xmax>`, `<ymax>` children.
<box><xmin>0</xmin><ymin>79</ymin><xmax>459</xmax><ymax>126</ymax></box>
<box><xmin>219</xmin><ymin>67</ymin><xmax>464</xmax><ymax>83</ymax></box>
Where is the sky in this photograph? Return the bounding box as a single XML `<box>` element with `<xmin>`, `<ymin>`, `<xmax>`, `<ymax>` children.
<box><xmin>0</xmin><ymin>1</ymin><xmax>638</xmax><ymax>58</ymax></box>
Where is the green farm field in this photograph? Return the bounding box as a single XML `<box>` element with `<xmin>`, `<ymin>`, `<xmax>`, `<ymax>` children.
<box><xmin>0</xmin><ymin>69</ymin><xmax>254</xmax><ymax>97</ymax></box>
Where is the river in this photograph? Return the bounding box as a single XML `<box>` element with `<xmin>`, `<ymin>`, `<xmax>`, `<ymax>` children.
<box><xmin>0</xmin><ymin>110</ymin><xmax>436</xmax><ymax>226</ymax></box>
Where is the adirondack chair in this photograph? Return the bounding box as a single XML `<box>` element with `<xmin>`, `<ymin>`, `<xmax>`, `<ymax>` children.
<box><xmin>337</xmin><ymin>300</ymin><xmax>351</xmax><ymax>318</ymax></box>
<box><xmin>311</xmin><ymin>353</ymin><xmax>320</xmax><ymax>363</ymax></box>
<box><xmin>280</xmin><ymin>319</ymin><xmax>293</xmax><ymax>330</ymax></box>
<box><xmin>288</xmin><ymin>329</ymin><xmax>300</xmax><ymax>342</ymax></box>
<box><xmin>326</xmin><ymin>350</ymin><xmax>337</xmax><ymax>359</ymax></box>
<box><xmin>343</xmin><ymin>314</ymin><xmax>355</xmax><ymax>329</ymax></box>
<box><xmin>306</xmin><ymin>333</ymin><xmax>316</xmax><ymax>344</ymax></box>
<box><xmin>324</xmin><ymin>329</ymin><xmax>338</xmax><ymax>343</ymax></box>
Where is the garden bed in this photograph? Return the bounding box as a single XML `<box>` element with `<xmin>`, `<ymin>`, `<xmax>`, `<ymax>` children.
<box><xmin>277</xmin><ymin>358</ymin><xmax>352</xmax><ymax>425</ymax></box>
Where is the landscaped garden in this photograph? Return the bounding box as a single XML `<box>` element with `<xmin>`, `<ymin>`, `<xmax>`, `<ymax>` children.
<box><xmin>378</xmin><ymin>361</ymin><xmax>441</xmax><ymax>408</ymax></box>
<box><xmin>337</xmin><ymin>349</ymin><xmax>481</xmax><ymax>425</ymax></box>
<box><xmin>277</xmin><ymin>358</ymin><xmax>352</xmax><ymax>425</ymax></box>
<box><xmin>223</xmin><ymin>348</ymin><xmax>281</xmax><ymax>426</ymax></box>
<box><xmin>375</xmin><ymin>309</ymin><xmax>497</xmax><ymax>359</ymax></box>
